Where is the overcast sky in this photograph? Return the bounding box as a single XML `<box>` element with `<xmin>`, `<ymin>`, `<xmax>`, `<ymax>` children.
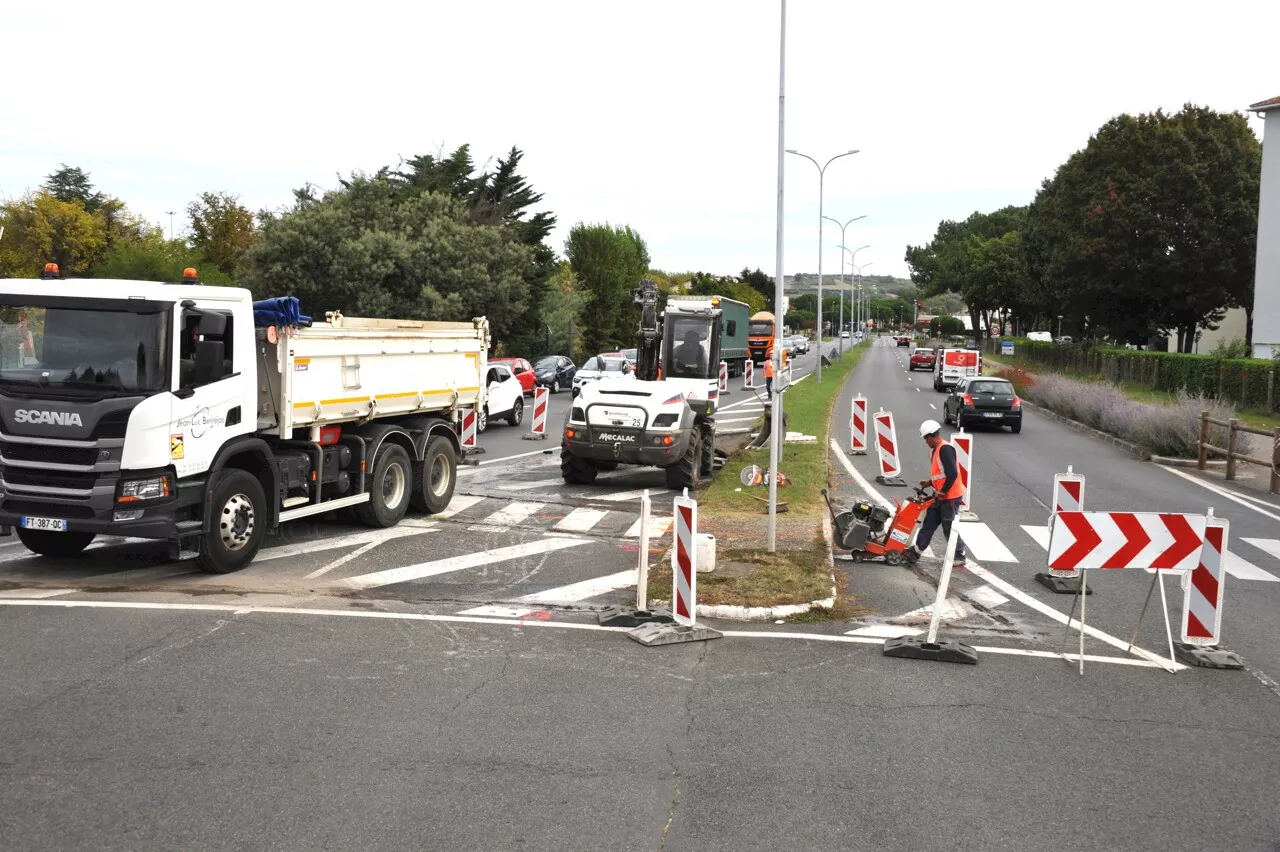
<box><xmin>2</xmin><ymin>1</ymin><xmax>1275</xmax><ymax>281</ymax></box>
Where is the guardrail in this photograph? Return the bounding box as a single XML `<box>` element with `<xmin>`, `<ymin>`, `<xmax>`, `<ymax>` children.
<box><xmin>1197</xmin><ymin>411</ymin><xmax>1280</xmax><ymax>494</ymax></box>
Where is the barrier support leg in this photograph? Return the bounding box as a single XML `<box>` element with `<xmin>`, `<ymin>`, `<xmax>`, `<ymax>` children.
<box><xmin>882</xmin><ymin>525</ymin><xmax>978</xmax><ymax>664</ymax></box>
<box><xmin>598</xmin><ymin>489</ymin><xmax>674</xmax><ymax>628</ymax></box>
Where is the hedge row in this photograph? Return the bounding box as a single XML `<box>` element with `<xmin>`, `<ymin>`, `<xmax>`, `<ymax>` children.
<box><xmin>984</xmin><ymin>339</ymin><xmax>1277</xmax><ymax>412</ymax></box>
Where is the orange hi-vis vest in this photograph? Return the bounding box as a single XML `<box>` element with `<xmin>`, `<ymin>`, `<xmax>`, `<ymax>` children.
<box><xmin>930</xmin><ymin>440</ymin><xmax>965</xmax><ymax>500</ymax></box>
<box><xmin>764</xmin><ymin>358</ymin><xmax>775</xmax><ymax>378</ymax></box>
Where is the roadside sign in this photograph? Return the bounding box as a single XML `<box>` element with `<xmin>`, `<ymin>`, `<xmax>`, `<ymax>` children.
<box><xmin>1001</xmin><ymin>340</ymin><xmax>1014</xmax><ymax>357</ymax></box>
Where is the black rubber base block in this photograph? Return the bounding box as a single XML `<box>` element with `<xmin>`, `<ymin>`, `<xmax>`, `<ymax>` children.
<box><xmin>1034</xmin><ymin>572</ymin><xmax>1093</xmax><ymax>595</ymax></box>
<box><xmin>882</xmin><ymin>636</ymin><xmax>979</xmax><ymax>665</ymax></box>
<box><xmin>876</xmin><ymin>476</ymin><xmax>909</xmax><ymax>487</ymax></box>
<box><xmin>597</xmin><ymin>607</ymin><xmax>675</xmax><ymax>628</ymax></box>
<box><xmin>1173</xmin><ymin>642</ymin><xmax>1245</xmax><ymax>670</ymax></box>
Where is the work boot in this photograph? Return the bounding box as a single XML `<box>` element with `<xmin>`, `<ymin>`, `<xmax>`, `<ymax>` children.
<box><xmin>902</xmin><ymin>547</ymin><xmax>921</xmax><ymax>564</ymax></box>
<box><xmin>951</xmin><ymin>552</ymin><xmax>968</xmax><ymax>569</ymax></box>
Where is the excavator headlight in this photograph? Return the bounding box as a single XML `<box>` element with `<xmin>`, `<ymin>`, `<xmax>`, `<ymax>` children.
<box><xmin>651</xmin><ymin>413</ymin><xmax>679</xmax><ymax>428</ymax></box>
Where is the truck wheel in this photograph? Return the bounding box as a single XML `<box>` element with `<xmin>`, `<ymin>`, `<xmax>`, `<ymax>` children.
<box><xmin>560</xmin><ymin>447</ymin><xmax>598</xmax><ymax>484</ymax></box>
<box><xmin>507</xmin><ymin>398</ymin><xmax>524</xmax><ymax>427</ymax></box>
<box><xmin>197</xmin><ymin>469</ymin><xmax>266</xmax><ymax>574</ymax></box>
<box><xmin>356</xmin><ymin>444</ymin><xmax>412</xmax><ymax>528</ymax></box>
<box><xmin>665</xmin><ymin>429</ymin><xmax>702</xmax><ymax>491</ymax></box>
<box><xmin>411</xmin><ymin>435</ymin><xmax>457</xmax><ymax>513</ymax></box>
<box><xmin>16</xmin><ymin>528</ymin><xmax>95</xmax><ymax>559</ymax></box>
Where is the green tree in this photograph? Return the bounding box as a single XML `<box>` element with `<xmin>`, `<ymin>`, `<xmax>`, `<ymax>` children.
<box><xmin>244</xmin><ymin>177</ymin><xmax>533</xmax><ymax>339</ymax></box>
<box><xmin>564</xmin><ymin>223</ymin><xmax>650</xmax><ymax>354</ymax></box>
<box><xmin>533</xmin><ymin>261</ymin><xmax>589</xmax><ymax>360</ymax></box>
<box><xmin>187</xmin><ymin>192</ymin><xmax>258</xmax><ymax>278</ymax></box>
<box><xmin>94</xmin><ymin>232</ymin><xmax>236</xmax><ymax>286</ymax></box>
<box><xmin>0</xmin><ymin>192</ymin><xmax>106</xmax><ymax>276</ymax></box>
<box><xmin>1024</xmin><ymin>105</ymin><xmax>1260</xmax><ymax>349</ymax></box>
<box><xmin>43</xmin><ymin>164</ymin><xmax>104</xmax><ymax>213</ymax></box>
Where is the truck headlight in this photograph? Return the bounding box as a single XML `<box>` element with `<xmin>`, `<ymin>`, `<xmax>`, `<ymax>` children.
<box><xmin>117</xmin><ymin>471</ymin><xmax>175</xmax><ymax>504</ymax></box>
<box><xmin>651</xmin><ymin>413</ymin><xmax>679</xmax><ymax>428</ymax></box>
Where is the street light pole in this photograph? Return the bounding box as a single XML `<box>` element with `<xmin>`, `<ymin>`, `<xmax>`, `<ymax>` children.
<box><xmin>165</xmin><ymin>211</ymin><xmax>176</xmax><ymax>241</ymax></box>
<box><xmin>787</xmin><ymin>147</ymin><xmax>858</xmax><ymax>382</ymax></box>
<box><xmin>849</xmin><ymin>245</ymin><xmax>870</xmax><ymax>338</ymax></box>
<box><xmin>1057</xmin><ymin>315</ymin><xmax>1064</xmax><ymax>339</ymax></box>
<box><xmin>768</xmin><ymin>0</ymin><xmax>787</xmax><ymax>553</ymax></box>
<box><xmin>821</xmin><ymin>217</ymin><xmax>867</xmax><ymax>357</ymax></box>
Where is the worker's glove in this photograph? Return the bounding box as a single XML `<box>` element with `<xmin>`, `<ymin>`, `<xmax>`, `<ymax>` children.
<box><xmin>918</xmin><ymin>479</ymin><xmax>929</xmax><ymax>488</ymax></box>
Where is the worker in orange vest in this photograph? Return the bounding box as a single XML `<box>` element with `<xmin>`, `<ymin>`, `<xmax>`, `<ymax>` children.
<box><xmin>904</xmin><ymin>419</ymin><xmax>967</xmax><ymax>567</ymax></box>
<box><xmin>763</xmin><ymin>347</ymin><xmax>776</xmax><ymax>396</ymax></box>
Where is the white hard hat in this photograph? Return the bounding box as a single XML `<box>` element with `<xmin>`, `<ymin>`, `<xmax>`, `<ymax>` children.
<box><xmin>919</xmin><ymin>419</ymin><xmax>942</xmax><ymax>438</ymax></box>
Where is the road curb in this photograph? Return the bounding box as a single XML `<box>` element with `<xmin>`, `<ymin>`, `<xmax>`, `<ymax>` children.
<box><xmin>1019</xmin><ymin>400</ymin><xmax>1149</xmax><ymax>459</ymax></box>
<box><xmin>1149</xmin><ymin>454</ymin><xmax>1226</xmax><ymax>469</ymax></box>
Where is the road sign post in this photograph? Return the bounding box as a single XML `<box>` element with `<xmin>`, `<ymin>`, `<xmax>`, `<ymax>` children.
<box><xmin>850</xmin><ymin>394</ymin><xmax>868</xmax><ymax>455</ymax></box>
<box><xmin>1036</xmin><ymin>466</ymin><xmax>1089</xmax><ymax>594</ymax></box>
<box><xmin>883</xmin><ymin>521</ymin><xmax>979</xmax><ymax>664</ymax></box>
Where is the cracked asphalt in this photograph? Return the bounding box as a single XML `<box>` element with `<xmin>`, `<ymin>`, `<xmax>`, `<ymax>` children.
<box><xmin>3</xmin><ymin>605</ymin><xmax>1279</xmax><ymax>851</ymax></box>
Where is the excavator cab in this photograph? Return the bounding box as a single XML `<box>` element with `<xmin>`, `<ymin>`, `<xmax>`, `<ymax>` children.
<box><xmin>662</xmin><ymin>310</ymin><xmax>720</xmax><ymax>380</ymax></box>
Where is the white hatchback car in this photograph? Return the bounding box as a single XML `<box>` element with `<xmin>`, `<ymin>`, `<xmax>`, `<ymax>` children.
<box><xmin>480</xmin><ymin>362</ymin><xmax>525</xmax><ymax>432</ymax></box>
<box><xmin>573</xmin><ymin>355</ymin><xmax>634</xmax><ymax>394</ymax></box>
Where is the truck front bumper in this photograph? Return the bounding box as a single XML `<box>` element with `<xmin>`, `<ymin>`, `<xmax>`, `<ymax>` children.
<box><xmin>0</xmin><ymin>468</ymin><xmax>201</xmax><ymax>542</ymax></box>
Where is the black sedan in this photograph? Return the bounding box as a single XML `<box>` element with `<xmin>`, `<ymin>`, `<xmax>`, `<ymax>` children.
<box><xmin>533</xmin><ymin>355</ymin><xmax>576</xmax><ymax>393</ymax></box>
<box><xmin>943</xmin><ymin>377</ymin><xmax>1022</xmax><ymax>433</ymax></box>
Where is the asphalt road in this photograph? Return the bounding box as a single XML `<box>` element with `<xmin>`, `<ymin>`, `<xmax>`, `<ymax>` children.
<box><xmin>3</xmin><ymin>335</ymin><xmax>1278</xmax><ymax>850</ymax></box>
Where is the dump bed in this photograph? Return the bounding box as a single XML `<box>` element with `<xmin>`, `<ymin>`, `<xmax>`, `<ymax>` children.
<box><xmin>257</xmin><ymin>312</ymin><xmax>488</xmax><ymax>437</ymax></box>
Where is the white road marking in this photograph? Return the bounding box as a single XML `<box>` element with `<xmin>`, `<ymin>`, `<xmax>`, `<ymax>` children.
<box><xmin>625</xmin><ymin>516</ymin><xmax>674</xmax><ymax>538</ymax></box>
<box><xmin>340</xmin><ymin>536</ymin><xmax>593</xmax><ymax>590</ymax></box>
<box><xmin>596</xmin><ymin>489</ymin><xmax>652</xmax><ymax>503</ymax></box>
<box><xmin>497</xmin><ymin>480</ymin><xmax>560</xmax><ymax>492</ymax></box>
<box><xmin>829</xmin><ymin>438</ymin><xmax>1186</xmax><ymax>671</ymax></box>
<box><xmin>553</xmin><ymin>507</ymin><xmax>609</xmax><ymax>533</ymax></box>
<box><xmin>472</xmin><ymin>501</ymin><xmax>543</xmax><ymax>529</ymax></box>
<box><xmin>478</xmin><ymin>447</ymin><xmax>559</xmax><ymax>465</ymax></box>
<box><xmin>968</xmin><ymin>585</ymin><xmax>1011</xmax><ymax>609</ymax></box>
<box><xmin>1018</xmin><ymin>521</ymin><xmax>1049</xmax><ymax>547</ymax></box>
<box><xmin>256</xmin><ymin>525</ymin><xmax>436</xmax><ymax>563</ymax></box>
<box><xmin>303</xmin><ymin>540</ymin><xmax>381</xmax><ymax>580</ymax></box>
<box><xmin>516</xmin><ymin>569</ymin><xmax>637</xmax><ymax>604</ymax></box>
<box><xmin>953</xmin><ymin>522</ymin><xmax>1018</xmax><ymax>563</ymax></box>
<box><xmin>456</xmin><ymin>604</ymin><xmax>533</xmax><ymax>618</ymax></box>
<box><xmin>1158</xmin><ymin>465</ymin><xmax>1280</xmax><ymax>523</ymax></box>
<box><xmin>433</xmin><ymin>494</ymin><xmax>486</xmax><ymax>519</ymax></box>
<box><xmin>929</xmin><ymin>403</ymin><xmax>936</xmax><ymax>410</ymax></box>
<box><xmin>0</xmin><ymin>587</ymin><xmax>77</xmax><ymax>599</ymax></box>
<box><xmin>1233</xmin><ymin>540</ymin><xmax>1280</xmax><ymax>581</ymax></box>
<box><xmin>916</xmin><ymin>387</ymin><xmax>921</xmax><ymax>392</ymax></box>
<box><xmin>844</xmin><ymin>624</ymin><xmax>922</xmax><ymax>638</ymax></box>
<box><xmin>0</xmin><ymin>597</ymin><xmax>1174</xmax><ymax>666</ymax></box>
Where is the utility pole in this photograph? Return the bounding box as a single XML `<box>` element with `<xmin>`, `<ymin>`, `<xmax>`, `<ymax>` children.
<box><xmin>166</xmin><ymin>211</ymin><xmax>176</xmax><ymax>241</ymax></box>
<box><xmin>768</xmin><ymin>0</ymin><xmax>787</xmax><ymax>553</ymax></box>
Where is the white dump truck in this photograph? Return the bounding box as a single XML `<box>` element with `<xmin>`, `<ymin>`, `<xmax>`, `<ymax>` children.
<box><xmin>0</xmin><ymin>266</ymin><xmax>486</xmax><ymax>572</ymax></box>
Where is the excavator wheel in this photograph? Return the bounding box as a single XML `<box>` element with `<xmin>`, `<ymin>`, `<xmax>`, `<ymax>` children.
<box><xmin>560</xmin><ymin>446</ymin><xmax>598</xmax><ymax>485</ymax></box>
<box><xmin>665</xmin><ymin>429</ymin><xmax>702</xmax><ymax>491</ymax></box>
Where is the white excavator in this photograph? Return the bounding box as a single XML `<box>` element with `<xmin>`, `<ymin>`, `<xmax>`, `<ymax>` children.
<box><xmin>560</xmin><ymin>278</ymin><xmax>722</xmax><ymax>490</ymax></box>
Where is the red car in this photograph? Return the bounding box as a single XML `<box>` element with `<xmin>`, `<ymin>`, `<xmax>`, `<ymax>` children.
<box><xmin>909</xmin><ymin>347</ymin><xmax>936</xmax><ymax>371</ymax></box>
<box><xmin>490</xmin><ymin>357</ymin><xmax>536</xmax><ymax>395</ymax></box>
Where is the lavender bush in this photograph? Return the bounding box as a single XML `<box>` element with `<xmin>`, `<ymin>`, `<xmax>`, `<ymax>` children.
<box><xmin>1022</xmin><ymin>374</ymin><xmax>1243</xmax><ymax>458</ymax></box>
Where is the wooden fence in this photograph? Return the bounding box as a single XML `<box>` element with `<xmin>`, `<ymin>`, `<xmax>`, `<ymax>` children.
<box><xmin>1198</xmin><ymin>411</ymin><xmax>1280</xmax><ymax>494</ymax></box>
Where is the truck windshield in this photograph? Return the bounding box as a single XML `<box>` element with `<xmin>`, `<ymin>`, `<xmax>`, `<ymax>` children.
<box><xmin>749</xmin><ymin>322</ymin><xmax>773</xmax><ymax>336</ymax></box>
<box><xmin>0</xmin><ymin>303</ymin><xmax>171</xmax><ymax>396</ymax></box>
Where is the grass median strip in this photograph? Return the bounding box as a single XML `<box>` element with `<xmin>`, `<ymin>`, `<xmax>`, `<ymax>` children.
<box><xmin>700</xmin><ymin>342</ymin><xmax>868</xmax><ymax>519</ymax></box>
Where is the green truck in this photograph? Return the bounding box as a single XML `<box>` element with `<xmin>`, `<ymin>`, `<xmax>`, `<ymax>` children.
<box><xmin>665</xmin><ymin>295</ymin><xmax>751</xmax><ymax>377</ymax></box>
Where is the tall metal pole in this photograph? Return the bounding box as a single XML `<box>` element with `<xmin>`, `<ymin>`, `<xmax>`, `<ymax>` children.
<box><xmin>787</xmin><ymin>148</ymin><xmax>858</xmax><ymax>382</ymax></box>
<box><xmin>767</xmin><ymin>0</ymin><xmax>787</xmax><ymax>553</ymax></box>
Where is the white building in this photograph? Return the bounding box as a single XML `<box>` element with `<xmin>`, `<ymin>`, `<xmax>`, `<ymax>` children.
<box><xmin>1166</xmin><ymin>308</ymin><xmax>1249</xmax><ymax>354</ymax></box>
<box><xmin>1250</xmin><ymin>95</ymin><xmax>1280</xmax><ymax>359</ymax></box>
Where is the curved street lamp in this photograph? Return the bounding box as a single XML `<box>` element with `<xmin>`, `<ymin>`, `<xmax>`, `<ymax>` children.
<box><xmin>822</xmin><ymin>216</ymin><xmax>867</xmax><ymax>355</ymax></box>
<box><xmin>787</xmin><ymin>148</ymin><xmax>858</xmax><ymax>381</ymax></box>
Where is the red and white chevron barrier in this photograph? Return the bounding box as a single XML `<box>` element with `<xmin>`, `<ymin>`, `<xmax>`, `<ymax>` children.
<box><xmin>1181</xmin><ymin>516</ymin><xmax>1227</xmax><ymax>645</ymax></box>
<box><xmin>850</xmin><ymin>394</ymin><xmax>868</xmax><ymax>455</ymax></box>
<box><xmin>1053</xmin><ymin>467</ymin><xmax>1084</xmax><ymax>514</ymax></box>
<box><xmin>718</xmin><ymin>360</ymin><xmax>728</xmax><ymax>394</ymax></box>
<box><xmin>530</xmin><ymin>386</ymin><xmax>549</xmax><ymax>435</ymax></box>
<box><xmin>743</xmin><ymin>359</ymin><xmax>756</xmax><ymax>390</ymax></box>
<box><xmin>1048</xmin><ymin>511</ymin><xmax>1206</xmax><ymax>573</ymax></box>
<box><xmin>873</xmin><ymin>410</ymin><xmax>901</xmax><ymax>479</ymax></box>
<box><xmin>460</xmin><ymin>407</ymin><xmax>478</xmax><ymax>449</ymax></box>
<box><xmin>952</xmin><ymin>429</ymin><xmax>973</xmax><ymax>512</ymax></box>
<box><xmin>673</xmin><ymin>494</ymin><xmax>698</xmax><ymax>626</ymax></box>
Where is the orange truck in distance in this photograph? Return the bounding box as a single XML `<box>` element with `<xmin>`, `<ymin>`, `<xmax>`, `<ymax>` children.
<box><xmin>748</xmin><ymin>311</ymin><xmax>775</xmax><ymax>363</ymax></box>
